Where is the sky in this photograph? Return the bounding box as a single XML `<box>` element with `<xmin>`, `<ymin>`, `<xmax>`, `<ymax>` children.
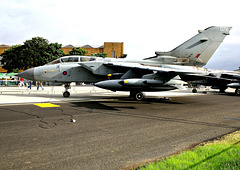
<box><xmin>0</xmin><ymin>0</ymin><xmax>240</xmax><ymax>70</ymax></box>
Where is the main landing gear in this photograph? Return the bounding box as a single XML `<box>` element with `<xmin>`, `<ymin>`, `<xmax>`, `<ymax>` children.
<box><xmin>130</xmin><ymin>91</ymin><xmax>145</xmax><ymax>101</ymax></box>
<box><xmin>235</xmin><ymin>88</ymin><xmax>240</xmax><ymax>95</ymax></box>
<box><xmin>219</xmin><ymin>88</ymin><xmax>226</xmax><ymax>93</ymax></box>
<box><xmin>63</xmin><ymin>84</ymin><xmax>71</xmax><ymax>97</ymax></box>
<box><xmin>192</xmin><ymin>88</ymin><xmax>197</xmax><ymax>93</ymax></box>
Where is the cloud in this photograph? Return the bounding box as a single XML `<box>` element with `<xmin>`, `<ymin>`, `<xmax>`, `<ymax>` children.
<box><xmin>205</xmin><ymin>43</ymin><xmax>240</xmax><ymax>70</ymax></box>
<box><xmin>205</xmin><ymin>28</ymin><xmax>240</xmax><ymax>70</ymax></box>
<box><xmin>0</xmin><ymin>0</ymin><xmax>240</xmax><ymax>69</ymax></box>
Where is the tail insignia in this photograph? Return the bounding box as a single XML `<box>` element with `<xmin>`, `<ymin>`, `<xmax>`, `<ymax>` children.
<box><xmin>195</xmin><ymin>54</ymin><xmax>201</xmax><ymax>58</ymax></box>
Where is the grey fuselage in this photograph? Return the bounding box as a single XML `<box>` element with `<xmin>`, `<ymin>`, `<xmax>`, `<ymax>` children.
<box><xmin>20</xmin><ymin>55</ymin><xmax>209</xmax><ymax>82</ymax></box>
<box><xmin>20</xmin><ymin>56</ymin><xmax>170</xmax><ymax>83</ymax></box>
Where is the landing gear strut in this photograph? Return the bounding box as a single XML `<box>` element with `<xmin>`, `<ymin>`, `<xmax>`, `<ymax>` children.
<box><xmin>219</xmin><ymin>87</ymin><xmax>227</xmax><ymax>93</ymax></box>
<box><xmin>63</xmin><ymin>84</ymin><xmax>71</xmax><ymax>97</ymax></box>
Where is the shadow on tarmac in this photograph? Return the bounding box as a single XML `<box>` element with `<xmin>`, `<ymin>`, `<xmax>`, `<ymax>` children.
<box><xmin>70</xmin><ymin>97</ymin><xmax>184</xmax><ymax>111</ymax></box>
<box><xmin>69</xmin><ymin>99</ymin><xmax>239</xmax><ymax>130</ymax></box>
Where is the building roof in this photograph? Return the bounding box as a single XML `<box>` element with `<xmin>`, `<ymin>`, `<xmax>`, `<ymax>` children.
<box><xmin>63</xmin><ymin>44</ymin><xmax>104</xmax><ymax>49</ymax></box>
<box><xmin>63</xmin><ymin>44</ymin><xmax>74</xmax><ymax>48</ymax></box>
<box><xmin>81</xmin><ymin>45</ymin><xmax>93</xmax><ymax>48</ymax></box>
<box><xmin>0</xmin><ymin>44</ymin><xmax>11</xmax><ymax>48</ymax></box>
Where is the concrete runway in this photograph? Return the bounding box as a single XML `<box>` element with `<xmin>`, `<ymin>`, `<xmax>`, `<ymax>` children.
<box><xmin>0</xmin><ymin>86</ymin><xmax>239</xmax><ymax>169</ymax></box>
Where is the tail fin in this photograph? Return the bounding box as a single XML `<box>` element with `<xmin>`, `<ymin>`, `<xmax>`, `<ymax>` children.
<box><xmin>146</xmin><ymin>26</ymin><xmax>232</xmax><ymax>66</ymax></box>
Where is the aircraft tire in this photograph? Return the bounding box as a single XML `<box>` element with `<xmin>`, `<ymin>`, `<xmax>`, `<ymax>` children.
<box><xmin>235</xmin><ymin>89</ymin><xmax>240</xmax><ymax>95</ymax></box>
<box><xmin>192</xmin><ymin>89</ymin><xmax>197</xmax><ymax>93</ymax></box>
<box><xmin>63</xmin><ymin>91</ymin><xmax>70</xmax><ymax>97</ymax></box>
<box><xmin>134</xmin><ymin>92</ymin><xmax>145</xmax><ymax>101</ymax></box>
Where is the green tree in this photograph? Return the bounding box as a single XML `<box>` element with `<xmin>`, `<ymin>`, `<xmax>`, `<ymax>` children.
<box><xmin>0</xmin><ymin>45</ymin><xmax>23</xmax><ymax>72</ymax></box>
<box><xmin>91</xmin><ymin>52</ymin><xmax>108</xmax><ymax>57</ymax></box>
<box><xmin>0</xmin><ymin>37</ymin><xmax>64</xmax><ymax>72</ymax></box>
<box><xmin>69</xmin><ymin>47</ymin><xmax>88</xmax><ymax>55</ymax></box>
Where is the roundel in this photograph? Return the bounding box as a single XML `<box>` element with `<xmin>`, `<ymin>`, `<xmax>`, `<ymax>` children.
<box><xmin>63</xmin><ymin>71</ymin><xmax>67</xmax><ymax>75</ymax></box>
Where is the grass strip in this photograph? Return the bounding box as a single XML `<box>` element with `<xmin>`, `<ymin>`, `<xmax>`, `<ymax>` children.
<box><xmin>138</xmin><ymin>130</ymin><xmax>240</xmax><ymax>170</ymax></box>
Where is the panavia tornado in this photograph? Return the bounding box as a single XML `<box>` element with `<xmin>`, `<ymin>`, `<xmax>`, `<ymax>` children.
<box><xmin>17</xmin><ymin>26</ymin><xmax>233</xmax><ymax>100</ymax></box>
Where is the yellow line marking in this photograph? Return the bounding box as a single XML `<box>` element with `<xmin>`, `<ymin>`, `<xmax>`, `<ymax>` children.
<box><xmin>34</xmin><ymin>103</ymin><xmax>60</xmax><ymax>108</ymax></box>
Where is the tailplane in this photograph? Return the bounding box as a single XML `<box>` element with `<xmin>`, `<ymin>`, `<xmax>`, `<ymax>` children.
<box><xmin>145</xmin><ymin>26</ymin><xmax>231</xmax><ymax>66</ymax></box>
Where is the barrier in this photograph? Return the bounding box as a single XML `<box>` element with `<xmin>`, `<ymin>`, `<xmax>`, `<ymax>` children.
<box><xmin>0</xmin><ymin>85</ymin><xmax>109</xmax><ymax>95</ymax></box>
<box><xmin>0</xmin><ymin>80</ymin><xmax>19</xmax><ymax>86</ymax></box>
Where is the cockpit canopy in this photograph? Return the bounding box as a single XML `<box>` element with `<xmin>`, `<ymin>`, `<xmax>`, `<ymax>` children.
<box><xmin>47</xmin><ymin>56</ymin><xmax>96</xmax><ymax>65</ymax></box>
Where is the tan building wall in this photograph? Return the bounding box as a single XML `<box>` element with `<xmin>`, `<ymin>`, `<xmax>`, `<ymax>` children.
<box><xmin>0</xmin><ymin>67</ymin><xmax>7</xmax><ymax>73</ymax></box>
<box><xmin>103</xmin><ymin>42</ymin><xmax>123</xmax><ymax>58</ymax></box>
<box><xmin>0</xmin><ymin>48</ymin><xmax>8</xmax><ymax>54</ymax></box>
<box><xmin>62</xmin><ymin>47</ymin><xmax>73</xmax><ymax>54</ymax></box>
<box><xmin>62</xmin><ymin>47</ymin><xmax>104</xmax><ymax>55</ymax></box>
<box><xmin>84</xmin><ymin>48</ymin><xmax>103</xmax><ymax>56</ymax></box>
<box><xmin>0</xmin><ymin>45</ymin><xmax>10</xmax><ymax>55</ymax></box>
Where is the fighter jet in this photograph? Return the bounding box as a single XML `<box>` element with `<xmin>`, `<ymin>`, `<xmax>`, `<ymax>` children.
<box><xmin>17</xmin><ymin>26</ymin><xmax>231</xmax><ymax>100</ymax></box>
<box><xmin>180</xmin><ymin>68</ymin><xmax>240</xmax><ymax>95</ymax></box>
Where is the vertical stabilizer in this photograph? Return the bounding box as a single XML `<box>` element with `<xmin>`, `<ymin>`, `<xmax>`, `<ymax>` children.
<box><xmin>152</xmin><ymin>26</ymin><xmax>231</xmax><ymax>66</ymax></box>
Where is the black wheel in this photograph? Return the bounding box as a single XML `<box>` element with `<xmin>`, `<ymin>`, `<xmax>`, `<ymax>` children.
<box><xmin>134</xmin><ymin>92</ymin><xmax>144</xmax><ymax>101</ymax></box>
<box><xmin>235</xmin><ymin>89</ymin><xmax>240</xmax><ymax>95</ymax></box>
<box><xmin>192</xmin><ymin>88</ymin><xmax>197</xmax><ymax>93</ymax></box>
<box><xmin>63</xmin><ymin>91</ymin><xmax>70</xmax><ymax>97</ymax></box>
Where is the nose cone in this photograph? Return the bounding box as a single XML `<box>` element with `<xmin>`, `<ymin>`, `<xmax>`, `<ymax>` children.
<box><xmin>95</xmin><ymin>80</ymin><xmax>123</xmax><ymax>91</ymax></box>
<box><xmin>94</xmin><ymin>81</ymin><xmax>106</xmax><ymax>89</ymax></box>
<box><xmin>17</xmin><ymin>68</ymin><xmax>35</xmax><ymax>80</ymax></box>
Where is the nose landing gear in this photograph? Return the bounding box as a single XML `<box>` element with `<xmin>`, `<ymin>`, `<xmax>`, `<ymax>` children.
<box><xmin>63</xmin><ymin>84</ymin><xmax>71</xmax><ymax>97</ymax></box>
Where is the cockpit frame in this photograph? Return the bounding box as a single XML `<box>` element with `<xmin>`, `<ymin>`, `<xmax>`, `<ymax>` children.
<box><xmin>47</xmin><ymin>56</ymin><xmax>97</xmax><ymax>65</ymax></box>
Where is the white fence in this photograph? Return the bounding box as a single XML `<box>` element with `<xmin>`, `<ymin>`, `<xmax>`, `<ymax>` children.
<box><xmin>0</xmin><ymin>85</ymin><xmax>108</xmax><ymax>95</ymax></box>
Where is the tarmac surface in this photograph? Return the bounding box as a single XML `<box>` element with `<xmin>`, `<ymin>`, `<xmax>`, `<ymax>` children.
<box><xmin>0</xmin><ymin>86</ymin><xmax>240</xmax><ymax>169</ymax></box>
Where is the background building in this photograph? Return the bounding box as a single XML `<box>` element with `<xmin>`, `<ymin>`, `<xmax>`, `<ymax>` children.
<box><xmin>0</xmin><ymin>42</ymin><xmax>126</xmax><ymax>72</ymax></box>
<box><xmin>0</xmin><ymin>44</ymin><xmax>10</xmax><ymax>54</ymax></box>
<box><xmin>0</xmin><ymin>44</ymin><xmax>9</xmax><ymax>72</ymax></box>
<box><xmin>62</xmin><ymin>42</ymin><xmax>125</xmax><ymax>58</ymax></box>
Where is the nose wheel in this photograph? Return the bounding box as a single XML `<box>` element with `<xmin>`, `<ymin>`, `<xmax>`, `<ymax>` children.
<box><xmin>63</xmin><ymin>91</ymin><xmax>70</xmax><ymax>97</ymax></box>
<box><xmin>192</xmin><ymin>88</ymin><xmax>197</xmax><ymax>93</ymax></box>
<box><xmin>63</xmin><ymin>84</ymin><xmax>71</xmax><ymax>97</ymax></box>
